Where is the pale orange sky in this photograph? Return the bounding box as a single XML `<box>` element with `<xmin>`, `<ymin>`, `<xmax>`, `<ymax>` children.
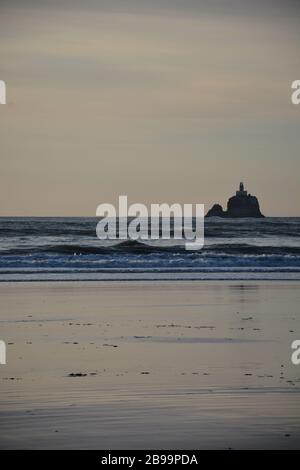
<box><xmin>0</xmin><ymin>0</ymin><xmax>300</xmax><ymax>216</ymax></box>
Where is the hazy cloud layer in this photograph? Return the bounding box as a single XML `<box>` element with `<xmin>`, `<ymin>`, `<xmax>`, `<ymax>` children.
<box><xmin>0</xmin><ymin>1</ymin><xmax>299</xmax><ymax>215</ymax></box>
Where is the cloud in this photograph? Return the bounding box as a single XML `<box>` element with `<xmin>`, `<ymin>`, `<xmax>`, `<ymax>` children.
<box><xmin>0</xmin><ymin>0</ymin><xmax>299</xmax><ymax>215</ymax></box>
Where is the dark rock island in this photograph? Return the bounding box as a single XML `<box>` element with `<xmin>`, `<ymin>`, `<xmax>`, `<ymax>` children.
<box><xmin>206</xmin><ymin>182</ymin><xmax>264</xmax><ymax>218</ymax></box>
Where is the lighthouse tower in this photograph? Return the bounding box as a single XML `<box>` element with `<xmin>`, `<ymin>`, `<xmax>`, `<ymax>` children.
<box><xmin>236</xmin><ymin>182</ymin><xmax>247</xmax><ymax>197</ymax></box>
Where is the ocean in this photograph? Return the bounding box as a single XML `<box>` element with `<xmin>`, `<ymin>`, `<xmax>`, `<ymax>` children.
<box><xmin>0</xmin><ymin>217</ymin><xmax>299</xmax><ymax>281</ymax></box>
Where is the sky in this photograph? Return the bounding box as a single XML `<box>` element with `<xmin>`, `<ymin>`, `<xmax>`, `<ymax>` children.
<box><xmin>0</xmin><ymin>0</ymin><xmax>299</xmax><ymax>216</ymax></box>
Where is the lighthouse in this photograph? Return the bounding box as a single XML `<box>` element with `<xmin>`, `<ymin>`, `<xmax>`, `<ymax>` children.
<box><xmin>236</xmin><ymin>182</ymin><xmax>247</xmax><ymax>197</ymax></box>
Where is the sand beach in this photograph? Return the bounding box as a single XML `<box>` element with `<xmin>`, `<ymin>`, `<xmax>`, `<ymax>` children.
<box><xmin>0</xmin><ymin>280</ymin><xmax>299</xmax><ymax>449</ymax></box>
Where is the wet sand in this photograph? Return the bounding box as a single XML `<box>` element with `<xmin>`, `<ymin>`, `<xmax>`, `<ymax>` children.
<box><xmin>0</xmin><ymin>281</ymin><xmax>300</xmax><ymax>449</ymax></box>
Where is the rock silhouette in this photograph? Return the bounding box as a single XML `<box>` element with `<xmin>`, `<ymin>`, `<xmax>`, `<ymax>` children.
<box><xmin>206</xmin><ymin>182</ymin><xmax>264</xmax><ymax>218</ymax></box>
